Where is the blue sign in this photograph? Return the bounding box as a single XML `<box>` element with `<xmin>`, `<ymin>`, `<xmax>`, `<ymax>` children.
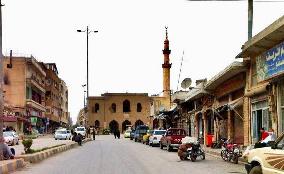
<box><xmin>265</xmin><ymin>41</ymin><xmax>284</xmax><ymax>78</ymax></box>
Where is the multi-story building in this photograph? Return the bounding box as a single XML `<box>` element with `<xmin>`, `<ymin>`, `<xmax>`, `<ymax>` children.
<box><xmin>59</xmin><ymin>79</ymin><xmax>69</xmax><ymax>127</ymax></box>
<box><xmin>87</xmin><ymin>93</ymin><xmax>151</xmax><ymax>133</ymax></box>
<box><xmin>41</xmin><ymin>63</ymin><xmax>62</xmax><ymax>132</ymax></box>
<box><xmin>237</xmin><ymin>15</ymin><xmax>284</xmax><ymax>145</ymax></box>
<box><xmin>3</xmin><ymin>55</ymin><xmax>46</xmax><ymax>133</ymax></box>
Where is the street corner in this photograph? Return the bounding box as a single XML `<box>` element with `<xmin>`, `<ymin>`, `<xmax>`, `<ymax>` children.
<box><xmin>0</xmin><ymin>158</ymin><xmax>26</xmax><ymax>174</ymax></box>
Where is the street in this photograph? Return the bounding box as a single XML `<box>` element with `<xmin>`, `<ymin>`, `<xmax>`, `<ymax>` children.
<box><xmin>14</xmin><ymin>135</ymin><xmax>246</xmax><ymax>174</ymax></box>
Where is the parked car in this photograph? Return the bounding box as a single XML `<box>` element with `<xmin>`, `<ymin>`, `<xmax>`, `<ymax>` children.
<box><xmin>54</xmin><ymin>129</ymin><xmax>72</xmax><ymax>140</ymax></box>
<box><xmin>160</xmin><ymin>128</ymin><xmax>187</xmax><ymax>152</ymax></box>
<box><xmin>124</xmin><ymin>129</ymin><xmax>132</xmax><ymax>138</ymax></box>
<box><xmin>3</xmin><ymin>131</ymin><xmax>19</xmax><ymax>146</ymax></box>
<box><xmin>74</xmin><ymin>127</ymin><xmax>86</xmax><ymax>138</ymax></box>
<box><xmin>130</xmin><ymin>129</ymin><xmax>135</xmax><ymax>140</ymax></box>
<box><xmin>149</xmin><ymin>130</ymin><xmax>166</xmax><ymax>146</ymax></box>
<box><xmin>142</xmin><ymin>130</ymin><xmax>153</xmax><ymax>144</ymax></box>
<box><xmin>134</xmin><ymin>125</ymin><xmax>149</xmax><ymax>142</ymax></box>
<box><xmin>243</xmin><ymin>132</ymin><xmax>284</xmax><ymax>174</ymax></box>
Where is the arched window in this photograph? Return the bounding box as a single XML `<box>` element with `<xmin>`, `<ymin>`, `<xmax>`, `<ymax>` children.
<box><xmin>111</xmin><ymin>103</ymin><xmax>116</xmax><ymax>113</ymax></box>
<box><xmin>137</xmin><ymin>103</ymin><xmax>142</xmax><ymax>112</ymax></box>
<box><xmin>123</xmin><ymin>100</ymin><xmax>130</xmax><ymax>112</ymax></box>
<box><xmin>93</xmin><ymin>103</ymin><xmax>99</xmax><ymax>113</ymax></box>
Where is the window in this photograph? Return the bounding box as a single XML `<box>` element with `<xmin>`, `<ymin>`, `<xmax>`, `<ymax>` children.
<box><xmin>92</xmin><ymin>103</ymin><xmax>100</xmax><ymax>113</ymax></box>
<box><xmin>137</xmin><ymin>103</ymin><xmax>142</xmax><ymax>112</ymax></box>
<box><xmin>123</xmin><ymin>100</ymin><xmax>130</xmax><ymax>112</ymax></box>
<box><xmin>111</xmin><ymin>103</ymin><xmax>116</xmax><ymax>113</ymax></box>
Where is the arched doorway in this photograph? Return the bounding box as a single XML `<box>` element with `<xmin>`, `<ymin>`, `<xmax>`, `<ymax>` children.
<box><xmin>122</xmin><ymin>120</ymin><xmax>131</xmax><ymax>132</ymax></box>
<box><xmin>135</xmin><ymin>120</ymin><xmax>144</xmax><ymax>128</ymax></box>
<box><xmin>109</xmin><ymin>120</ymin><xmax>119</xmax><ymax>133</ymax></box>
<box><xmin>95</xmin><ymin>120</ymin><xmax>100</xmax><ymax>129</ymax></box>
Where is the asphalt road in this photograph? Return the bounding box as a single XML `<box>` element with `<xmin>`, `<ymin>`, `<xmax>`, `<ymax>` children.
<box><xmin>14</xmin><ymin>135</ymin><xmax>246</xmax><ymax>174</ymax></box>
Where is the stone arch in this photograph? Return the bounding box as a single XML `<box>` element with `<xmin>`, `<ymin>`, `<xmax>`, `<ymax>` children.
<box><xmin>122</xmin><ymin>120</ymin><xmax>132</xmax><ymax>132</ymax></box>
<box><xmin>135</xmin><ymin>119</ymin><xmax>144</xmax><ymax>128</ymax></box>
<box><xmin>123</xmin><ymin>99</ymin><xmax>130</xmax><ymax>112</ymax></box>
<box><xmin>95</xmin><ymin>120</ymin><xmax>100</xmax><ymax>128</ymax></box>
<box><xmin>109</xmin><ymin>120</ymin><xmax>119</xmax><ymax>133</ymax></box>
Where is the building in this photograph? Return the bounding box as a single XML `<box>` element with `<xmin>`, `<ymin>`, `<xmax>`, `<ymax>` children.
<box><xmin>77</xmin><ymin>108</ymin><xmax>86</xmax><ymax>126</ymax></box>
<box><xmin>237</xmin><ymin>15</ymin><xmax>284</xmax><ymax>145</ymax></box>
<box><xmin>3</xmin><ymin>55</ymin><xmax>46</xmax><ymax>133</ymax></box>
<box><xmin>87</xmin><ymin>28</ymin><xmax>172</xmax><ymax>132</ymax></box>
<box><xmin>87</xmin><ymin>93</ymin><xmax>151</xmax><ymax>133</ymax></box>
<box><xmin>41</xmin><ymin>63</ymin><xmax>62</xmax><ymax>132</ymax></box>
<box><xmin>59</xmin><ymin>79</ymin><xmax>69</xmax><ymax>127</ymax></box>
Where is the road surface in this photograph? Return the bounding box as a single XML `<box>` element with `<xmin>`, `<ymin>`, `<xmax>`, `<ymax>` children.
<box><xmin>14</xmin><ymin>135</ymin><xmax>246</xmax><ymax>174</ymax></box>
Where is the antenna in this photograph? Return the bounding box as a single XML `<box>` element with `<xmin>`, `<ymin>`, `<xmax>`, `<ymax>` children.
<box><xmin>181</xmin><ymin>78</ymin><xmax>192</xmax><ymax>90</ymax></box>
<box><xmin>176</xmin><ymin>51</ymin><xmax>185</xmax><ymax>91</ymax></box>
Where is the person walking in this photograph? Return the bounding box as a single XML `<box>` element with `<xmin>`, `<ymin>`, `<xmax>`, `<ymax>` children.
<box><xmin>92</xmin><ymin>127</ymin><xmax>96</xmax><ymax>140</ymax></box>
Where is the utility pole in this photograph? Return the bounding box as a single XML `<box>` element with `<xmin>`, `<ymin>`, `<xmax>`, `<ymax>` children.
<box><xmin>0</xmin><ymin>0</ymin><xmax>4</xmax><ymax>161</ymax></box>
<box><xmin>248</xmin><ymin>0</ymin><xmax>253</xmax><ymax>40</ymax></box>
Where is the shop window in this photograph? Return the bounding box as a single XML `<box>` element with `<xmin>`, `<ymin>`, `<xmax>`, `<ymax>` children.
<box><xmin>123</xmin><ymin>100</ymin><xmax>130</xmax><ymax>112</ymax></box>
<box><xmin>137</xmin><ymin>103</ymin><xmax>142</xmax><ymax>112</ymax></box>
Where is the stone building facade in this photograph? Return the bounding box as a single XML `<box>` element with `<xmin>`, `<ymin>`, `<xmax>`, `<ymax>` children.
<box><xmin>237</xmin><ymin>15</ymin><xmax>284</xmax><ymax>145</ymax></box>
<box><xmin>87</xmin><ymin>93</ymin><xmax>151</xmax><ymax>133</ymax></box>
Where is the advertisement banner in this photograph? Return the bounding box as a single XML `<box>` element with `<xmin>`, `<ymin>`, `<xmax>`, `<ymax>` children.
<box><xmin>256</xmin><ymin>41</ymin><xmax>284</xmax><ymax>82</ymax></box>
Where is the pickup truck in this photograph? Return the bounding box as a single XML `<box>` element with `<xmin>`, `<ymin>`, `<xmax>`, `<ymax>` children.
<box><xmin>244</xmin><ymin>132</ymin><xmax>284</xmax><ymax>174</ymax></box>
<box><xmin>160</xmin><ymin>128</ymin><xmax>186</xmax><ymax>152</ymax></box>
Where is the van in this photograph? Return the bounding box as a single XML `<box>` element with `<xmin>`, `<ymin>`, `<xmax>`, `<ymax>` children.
<box><xmin>75</xmin><ymin>127</ymin><xmax>86</xmax><ymax>138</ymax></box>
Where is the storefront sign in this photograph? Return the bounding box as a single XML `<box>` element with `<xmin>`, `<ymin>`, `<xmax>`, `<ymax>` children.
<box><xmin>30</xmin><ymin>117</ymin><xmax>37</xmax><ymax>126</ymax></box>
<box><xmin>257</xmin><ymin>41</ymin><xmax>284</xmax><ymax>81</ymax></box>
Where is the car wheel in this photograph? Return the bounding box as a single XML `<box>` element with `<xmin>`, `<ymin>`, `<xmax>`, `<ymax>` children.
<box><xmin>134</xmin><ymin>138</ymin><xmax>137</xmax><ymax>142</ymax></box>
<box><xmin>166</xmin><ymin>143</ymin><xmax>172</xmax><ymax>152</ymax></box>
<box><xmin>160</xmin><ymin>142</ymin><xmax>163</xmax><ymax>149</ymax></box>
<box><xmin>249</xmin><ymin>166</ymin><xmax>262</xmax><ymax>174</ymax></box>
<box><xmin>55</xmin><ymin>138</ymin><xmax>57</xmax><ymax>140</ymax></box>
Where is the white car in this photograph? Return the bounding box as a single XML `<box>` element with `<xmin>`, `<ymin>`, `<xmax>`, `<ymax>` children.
<box><xmin>75</xmin><ymin>127</ymin><xmax>86</xmax><ymax>138</ymax></box>
<box><xmin>3</xmin><ymin>131</ymin><xmax>19</xmax><ymax>146</ymax></box>
<box><xmin>54</xmin><ymin>129</ymin><xmax>72</xmax><ymax>140</ymax></box>
<box><xmin>149</xmin><ymin>130</ymin><xmax>166</xmax><ymax>146</ymax></box>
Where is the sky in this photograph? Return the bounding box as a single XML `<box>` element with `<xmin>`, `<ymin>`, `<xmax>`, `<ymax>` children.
<box><xmin>2</xmin><ymin>0</ymin><xmax>284</xmax><ymax>123</ymax></box>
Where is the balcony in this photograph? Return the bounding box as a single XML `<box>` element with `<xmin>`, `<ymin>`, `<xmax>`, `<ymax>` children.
<box><xmin>26</xmin><ymin>76</ymin><xmax>45</xmax><ymax>93</ymax></box>
<box><xmin>26</xmin><ymin>99</ymin><xmax>46</xmax><ymax>112</ymax></box>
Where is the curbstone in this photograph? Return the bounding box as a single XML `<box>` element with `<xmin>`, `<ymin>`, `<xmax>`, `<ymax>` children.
<box><xmin>17</xmin><ymin>138</ymin><xmax>92</xmax><ymax>163</ymax></box>
<box><xmin>0</xmin><ymin>159</ymin><xmax>26</xmax><ymax>174</ymax></box>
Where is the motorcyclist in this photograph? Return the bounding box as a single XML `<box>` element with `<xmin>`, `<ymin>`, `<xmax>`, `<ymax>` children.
<box><xmin>178</xmin><ymin>143</ymin><xmax>192</xmax><ymax>160</ymax></box>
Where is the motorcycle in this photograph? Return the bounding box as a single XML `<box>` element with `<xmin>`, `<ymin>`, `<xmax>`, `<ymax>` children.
<box><xmin>178</xmin><ymin>139</ymin><xmax>205</xmax><ymax>162</ymax></box>
<box><xmin>220</xmin><ymin>139</ymin><xmax>242</xmax><ymax>164</ymax></box>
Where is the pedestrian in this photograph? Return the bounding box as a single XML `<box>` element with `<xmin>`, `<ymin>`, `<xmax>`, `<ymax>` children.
<box><xmin>92</xmin><ymin>128</ymin><xmax>96</xmax><ymax>140</ymax></box>
<box><xmin>87</xmin><ymin>127</ymin><xmax>90</xmax><ymax>138</ymax></box>
<box><xmin>260</xmin><ymin>127</ymin><xmax>269</xmax><ymax>141</ymax></box>
<box><xmin>0</xmin><ymin>137</ymin><xmax>15</xmax><ymax>160</ymax></box>
<box><xmin>114</xmin><ymin>129</ymin><xmax>117</xmax><ymax>139</ymax></box>
<box><xmin>116</xmin><ymin>129</ymin><xmax>120</xmax><ymax>139</ymax></box>
<box><xmin>75</xmin><ymin>133</ymin><xmax>83</xmax><ymax>146</ymax></box>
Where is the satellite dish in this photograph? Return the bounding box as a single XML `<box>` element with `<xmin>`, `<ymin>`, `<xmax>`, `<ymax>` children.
<box><xmin>181</xmin><ymin>78</ymin><xmax>192</xmax><ymax>89</ymax></box>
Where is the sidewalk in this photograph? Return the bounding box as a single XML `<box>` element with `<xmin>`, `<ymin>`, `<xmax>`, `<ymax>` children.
<box><xmin>203</xmin><ymin>146</ymin><xmax>246</xmax><ymax>164</ymax></box>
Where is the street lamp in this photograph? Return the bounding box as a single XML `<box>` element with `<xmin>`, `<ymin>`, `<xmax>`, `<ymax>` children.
<box><xmin>77</xmin><ymin>26</ymin><xmax>98</xmax><ymax>102</ymax></box>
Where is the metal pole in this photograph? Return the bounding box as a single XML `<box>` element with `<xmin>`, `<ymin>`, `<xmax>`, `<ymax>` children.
<box><xmin>248</xmin><ymin>0</ymin><xmax>253</xmax><ymax>40</ymax></box>
<box><xmin>86</xmin><ymin>26</ymin><xmax>89</xmax><ymax>99</ymax></box>
<box><xmin>0</xmin><ymin>0</ymin><xmax>4</xmax><ymax>161</ymax></box>
<box><xmin>83</xmin><ymin>91</ymin><xmax>86</xmax><ymax>108</ymax></box>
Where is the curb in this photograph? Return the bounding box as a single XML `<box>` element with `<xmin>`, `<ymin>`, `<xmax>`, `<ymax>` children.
<box><xmin>205</xmin><ymin>149</ymin><xmax>246</xmax><ymax>165</ymax></box>
<box><xmin>17</xmin><ymin>138</ymin><xmax>92</xmax><ymax>163</ymax></box>
<box><xmin>0</xmin><ymin>158</ymin><xmax>26</xmax><ymax>174</ymax></box>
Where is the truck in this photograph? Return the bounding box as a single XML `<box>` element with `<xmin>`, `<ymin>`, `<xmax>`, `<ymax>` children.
<box><xmin>244</xmin><ymin>132</ymin><xmax>284</xmax><ymax>174</ymax></box>
<box><xmin>160</xmin><ymin>128</ymin><xmax>187</xmax><ymax>152</ymax></box>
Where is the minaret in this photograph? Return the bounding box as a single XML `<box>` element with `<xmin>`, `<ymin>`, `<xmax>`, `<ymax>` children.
<box><xmin>162</xmin><ymin>27</ymin><xmax>171</xmax><ymax>98</ymax></box>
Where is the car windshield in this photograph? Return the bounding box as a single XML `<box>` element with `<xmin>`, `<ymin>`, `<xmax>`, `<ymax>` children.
<box><xmin>126</xmin><ymin>130</ymin><xmax>131</xmax><ymax>133</ymax></box>
<box><xmin>167</xmin><ymin>129</ymin><xmax>186</xmax><ymax>136</ymax></box>
<box><xmin>76</xmin><ymin>128</ymin><xmax>85</xmax><ymax>131</ymax></box>
<box><xmin>56</xmin><ymin>131</ymin><xmax>67</xmax><ymax>134</ymax></box>
<box><xmin>3</xmin><ymin>132</ymin><xmax>13</xmax><ymax>137</ymax></box>
<box><xmin>154</xmin><ymin>130</ymin><xmax>166</xmax><ymax>135</ymax></box>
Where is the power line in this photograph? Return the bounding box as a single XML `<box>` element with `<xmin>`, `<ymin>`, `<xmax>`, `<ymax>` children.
<box><xmin>176</xmin><ymin>51</ymin><xmax>184</xmax><ymax>91</ymax></box>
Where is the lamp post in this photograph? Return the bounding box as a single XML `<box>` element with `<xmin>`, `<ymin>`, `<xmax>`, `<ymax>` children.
<box><xmin>82</xmin><ymin>84</ymin><xmax>86</xmax><ymax>108</ymax></box>
<box><xmin>77</xmin><ymin>26</ymin><xmax>98</xmax><ymax>101</ymax></box>
<box><xmin>0</xmin><ymin>0</ymin><xmax>4</xmax><ymax>161</ymax></box>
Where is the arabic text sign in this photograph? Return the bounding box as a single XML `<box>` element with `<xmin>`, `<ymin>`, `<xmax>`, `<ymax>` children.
<box><xmin>265</xmin><ymin>41</ymin><xmax>284</xmax><ymax>78</ymax></box>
